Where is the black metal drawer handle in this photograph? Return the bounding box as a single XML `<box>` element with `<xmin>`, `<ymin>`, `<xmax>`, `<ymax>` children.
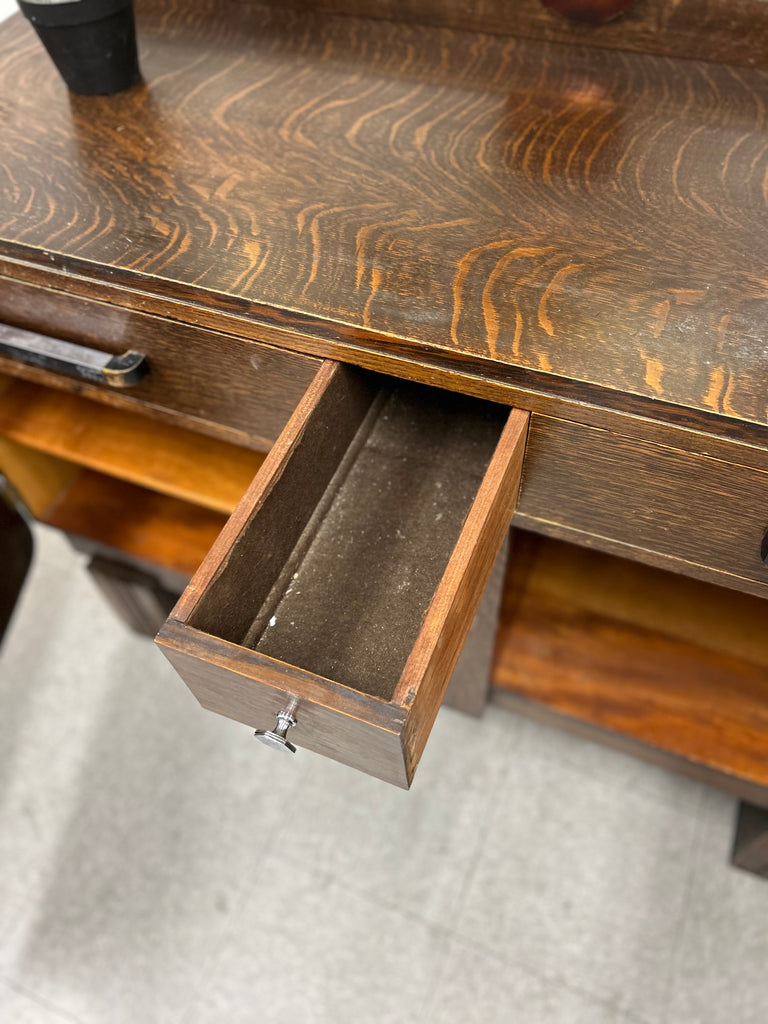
<box><xmin>0</xmin><ymin>323</ymin><xmax>149</xmax><ymax>388</ymax></box>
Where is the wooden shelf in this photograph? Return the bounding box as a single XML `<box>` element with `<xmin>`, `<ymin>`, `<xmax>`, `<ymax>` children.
<box><xmin>492</xmin><ymin>532</ymin><xmax>768</xmax><ymax>801</ymax></box>
<box><xmin>42</xmin><ymin>470</ymin><xmax>227</xmax><ymax>580</ymax></box>
<box><xmin>0</xmin><ymin>375</ymin><xmax>264</xmax><ymax>515</ymax></box>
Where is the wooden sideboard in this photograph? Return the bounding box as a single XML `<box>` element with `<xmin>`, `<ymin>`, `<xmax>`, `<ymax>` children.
<box><xmin>1</xmin><ymin>0</ymin><xmax>767</xmax><ymax>871</ymax></box>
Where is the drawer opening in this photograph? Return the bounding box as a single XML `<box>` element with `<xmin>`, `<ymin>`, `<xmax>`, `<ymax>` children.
<box><xmin>186</xmin><ymin>369</ymin><xmax>508</xmax><ymax>701</ymax></box>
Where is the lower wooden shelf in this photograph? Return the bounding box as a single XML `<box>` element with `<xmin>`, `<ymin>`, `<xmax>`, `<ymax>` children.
<box><xmin>0</xmin><ymin>374</ymin><xmax>265</xmax><ymax>514</ymax></box>
<box><xmin>42</xmin><ymin>470</ymin><xmax>227</xmax><ymax>580</ymax></box>
<box><xmin>492</xmin><ymin>532</ymin><xmax>768</xmax><ymax>805</ymax></box>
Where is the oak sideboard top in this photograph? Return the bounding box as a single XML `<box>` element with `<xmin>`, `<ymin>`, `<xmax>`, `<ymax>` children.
<box><xmin>0</xmin><ymin>0</ymin><xmax>767</xmax><ymax>439</ymax></box>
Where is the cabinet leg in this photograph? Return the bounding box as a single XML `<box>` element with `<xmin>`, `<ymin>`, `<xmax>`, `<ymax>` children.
<box><xmin>0</xmin><ymin>483</ymin><xmax>33</xmax><ymax>645</ymax></box>
<box><xmin>87</xmin><ymin>555</ymin><xmax>180</xmax><ymax>638</ymax></box>
<box><xmin>731</xmin><ymin>802</ymin><xmax>768</xmax><ymax>878</ymax></box>
<box><xmin>443</xmin><ymin>537</ymin><xmax>509</xmax><ymax>717</ymax></box>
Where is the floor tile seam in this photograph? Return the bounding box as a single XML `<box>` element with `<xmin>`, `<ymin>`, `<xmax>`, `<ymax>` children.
<box><xmin>177</xmin><ymin>863</ymin><xmax>450</xmax><ymax>1024</ymax></box>
<box><xmin>423</xmin><ymin>933</ymin><xmax>657</xmax><ymax>1023</ymax></box>
<box><xmin>160</xmin><ymin>774</ymin><xmax>317</xmax><ymax>1024</ymax></box>
<box><xmin>441</xmin><ymin>747</ymin><xmax>524</xmax><ymax>927</ymax></box>
<box><xmin>259</xmin><ymin>727</ymin><xmax>520</xmax><ymax>925</ymax></box>
<box><xmin>449</xmin><ymin>908</ymin><xmax>689</xmax><ymax>1022</ymax></box>
<box><xmin>410</xmin><ymin>927</ymin><xmax>454</xmax><ymax>1024</ymax></box>
<box><xmin>657</xmin><ymin>785</ymin><xmax>709</xmax><ymax>1024</ymax></box>
<box><xmin>507</xmin><ymin>753</ymin><xmax>707</xmax><ymax>826</ymax></box>
<box><xmin>0</xmin><ymin>973</ymin><xmax>86</xmax><ymax>1024</ymax></box>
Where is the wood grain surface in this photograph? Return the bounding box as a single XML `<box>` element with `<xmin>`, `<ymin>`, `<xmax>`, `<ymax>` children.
<box><xmin>1</xmin><ymin>0</ymin><xmax>767</xmax><ymax>432</ymax></box>
<box><xmin>515</xmin><ymin>413</ymin><xmax>768</xmax><ymax>597</ymax></box>
<box><xmin>492</xmin><ymin>532</ymin><xmax>768</xmax><ymax>794</ymax></box>
<box><xmin>250</xmin><ymin>0</ymin><xmax>768</xmax><ymax>68</ymax></box>
<box><xmin>43</xmin><ymin>470</ymin><xmax>227</xmax><ymax>578</ymax></box>
<box><xmin>0</xmin><ymin>276</ymin><xmax>320</xmax><ymax>450</ymax></box>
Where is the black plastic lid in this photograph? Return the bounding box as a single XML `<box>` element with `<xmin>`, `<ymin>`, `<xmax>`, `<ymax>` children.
<box><xmin>18</xmin><ymin>0</ymin><xmax>132</xmax><ymax>29</ymax></box>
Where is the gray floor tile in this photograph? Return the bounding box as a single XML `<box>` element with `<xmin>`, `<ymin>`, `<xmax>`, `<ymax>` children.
<box><xmin>0</xmin><ymin>978</ymin><xmax>82</xmax><ymax>1024</ymax></box>
<box><xmin>0</xmin><ymin>532</ymin><xmax>113</xmax><ymax>969</ymax></box>
<box><xmin>664</xmin><ymin>789</ymin><xmax>768</xmax><ymax>1024</ymax></box>
<box><xmin>513</xmin><ymin>714</ymin><xmax>709</xmax><ymax>815</ymax></box>
<box><xmin>183</xmin><ymin>852</ymin><xmax>447</xmax><ymax>1024</ymax></box>
<box><xmin>424</xmin><ymin>940</ymin><xmax>623</xmax><ymax>1024</ymax></box>
<box><xmin>270</xmin><ymin>703</ymin><xmax>520</xmax><ymax>927</ymax></box>
<box><xmin>0</xmin><ymin>529</ymin><xmax>309</xmax><ymax>1024</ymax></box>
<box><xmin>453</xmin><ymin>731</ymin><xmax>702</xmax><ymax>1022</ymax></box>
<box><xmin>2</xmin><ymin>526</ymin><xmax>764</xmax><ymax>1024</ymax></box>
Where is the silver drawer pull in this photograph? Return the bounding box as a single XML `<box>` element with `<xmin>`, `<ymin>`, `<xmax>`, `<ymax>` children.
<box><xmin>254</xmin><ymin>702</ymin><xmax>298</xmax><ymax>754</ymax></box>
<box><xmin>0</xmin><ymin>323</ymin><xmax>149</xmax><ymax>388</ymax></box>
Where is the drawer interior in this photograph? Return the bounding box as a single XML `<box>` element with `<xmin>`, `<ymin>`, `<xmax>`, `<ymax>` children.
<box><xmin>187</xmin><ymin>373</ymin><xmax>508</xmax><ymax>701</ymax></box>
<box><xmin>159</xmin><ymin>360</ymin><xmax>528</xmax><ymax>785</ymax></box>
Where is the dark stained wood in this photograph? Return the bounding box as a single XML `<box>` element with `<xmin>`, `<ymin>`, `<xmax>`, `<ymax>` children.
<box><xmin>515</xmin><ymin>414</ymin><xmax>768</xmax><ymax>598</ymax></box>
<box><xmin>500</xmin><ymin>531</ymin><xmax>768</xmax><ymax>668</ymax></box>
<box><xmin>158</xmin><ymin>361</ymin><xmax>528</xmax><ymax>786</ymax></box>
<box><xmin>159</xmin><ymin>621</ymin><xmax>412</xmax><ymax>787</ymax></box>
<box><xmin>540</xmin><ymin>0</ymin><xmax>635</xmax><ymax>25</ymax></box>
<box><xmin>1</xmin><ymin>1</ymin><xmax>767</xmax><ymax>435</ymax></box>
<box><xmin>0</xmin><ymin>276</ymin><xmax>320</xmax><ymax>451</ymax></box>
<box><xmin>9</xmin><ymin>261</ymin><xmax>768</xmax><ymax>458</ymax></box>
<box><xmin>492</xmin><ymin>532</ymin><xmax>768</xmax><ymax>801</ymax></box>
<box><xmin>442</xmin><ymin>537</ymin><xmax>509</xmax><ymax>717</ymax></box>
<box><xmin>731</xmin><ymin>803</ymin><xmax>768</xmax><ymax>876</ymax></box>
<box><xmin>492</xmin><ymin>689</ymin><xmax>768</xmax><ymax>810</ymax></box>
<box><xmin>0</xmin><ymin>484</ymin><xmax>33</xmax><ymax>645</ymax></box>
<box><xmin>249</xmin><ymin>0</ymin><xmax>768</xmax><ymax>67</ymax></box>
<box><xmin>176</xmin><ymin>361</ymin><xmax>380</xmax><ymax>634</ymax></box>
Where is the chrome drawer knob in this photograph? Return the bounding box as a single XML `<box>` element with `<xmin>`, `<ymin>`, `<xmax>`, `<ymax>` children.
<box><xmin>254</xmin><ymin>704</ymin><xmax>298</xmax><ymax>754</ymax></box>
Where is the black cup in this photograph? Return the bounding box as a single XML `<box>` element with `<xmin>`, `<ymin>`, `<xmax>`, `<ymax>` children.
<box><xmin>18</xmin><ymin>0</ymin><xmax>141</xmax><ymax>95</ymax></box>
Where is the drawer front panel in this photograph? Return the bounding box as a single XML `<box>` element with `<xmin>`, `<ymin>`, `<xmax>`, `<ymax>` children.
<box><xmin>0</xmin><ymin>277</ymin><xmax>320</xmax><ymax>447</ymax></box>
<box><xmin>516</xmin><ymin>415</ymin><xmax>768</xmax><ymax>596</ymax></box>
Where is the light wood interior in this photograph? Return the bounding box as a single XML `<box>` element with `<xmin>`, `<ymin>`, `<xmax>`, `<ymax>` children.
<box><xmin>493</xmin><ymin>531</ymin><xmax>768</xmax><ymax>789</ymax></box>
<box><xmin>0</xmin><ymin>377</ymin><xmax>235</xmax><ymax>577</ymax></box>
<box><xmin>189</xmin><ymin>374</ymin><xmax>508</xmax><ymax>700</ymax></box>
<box><xmin>0</xmin><ymin>374</ymin><xmax>265</xmax><ymax>513</ymax></box>
<box><xmin>43</xmin><ymin>471</ymin><xmax>227</xmax><ymax>579</ymax></box>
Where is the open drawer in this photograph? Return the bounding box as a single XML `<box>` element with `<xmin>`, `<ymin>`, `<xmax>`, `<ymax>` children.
<box><xmin>156</xmin><ymin>361</ymin><xmax>528</xmax><ymax>787</ymax></box>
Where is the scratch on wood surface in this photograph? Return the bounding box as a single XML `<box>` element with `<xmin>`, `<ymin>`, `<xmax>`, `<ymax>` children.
<box><xmin>703</xmin><ymin>366</ymin><xmax>725</xmax><ymax>413</ymax></box>
<box><xmin>723</xmin><ymin>372</ymin><xmax>738</xmax><ymax>417</ymax></box>
<box><xmin>537</xmin><ymin>263</ymin><xmax>583</xmax><ymax>338</ymax></box>
<box><xmin>512</xmin><ymin>309</ymin><xmax>523</xmax><ymax>358</ymax></box>
<box><xmin>651</xmin><ymin>299</ymin><xmax>670</xmax><ymax>338</ymax></box>
<box><xmin>672</xmin><ymin>288</ymin><xmax>707</xmax><ymax>306</ymax></box>
<box><xmin>363</xmin><ymin>267</ymin><xmax>383</xmax><ymax>326</ymax></box>
<box><xmin>641</xmin><ymin>351</ymin><xmax>664</xmax><ymax>396</ymax></box>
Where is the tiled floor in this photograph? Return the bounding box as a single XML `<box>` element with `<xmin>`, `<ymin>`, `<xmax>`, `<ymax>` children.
<box><xmin>2</xmin><ymin>526</ymin><xmax>768</xmax><ymax>1024</ymax></box>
